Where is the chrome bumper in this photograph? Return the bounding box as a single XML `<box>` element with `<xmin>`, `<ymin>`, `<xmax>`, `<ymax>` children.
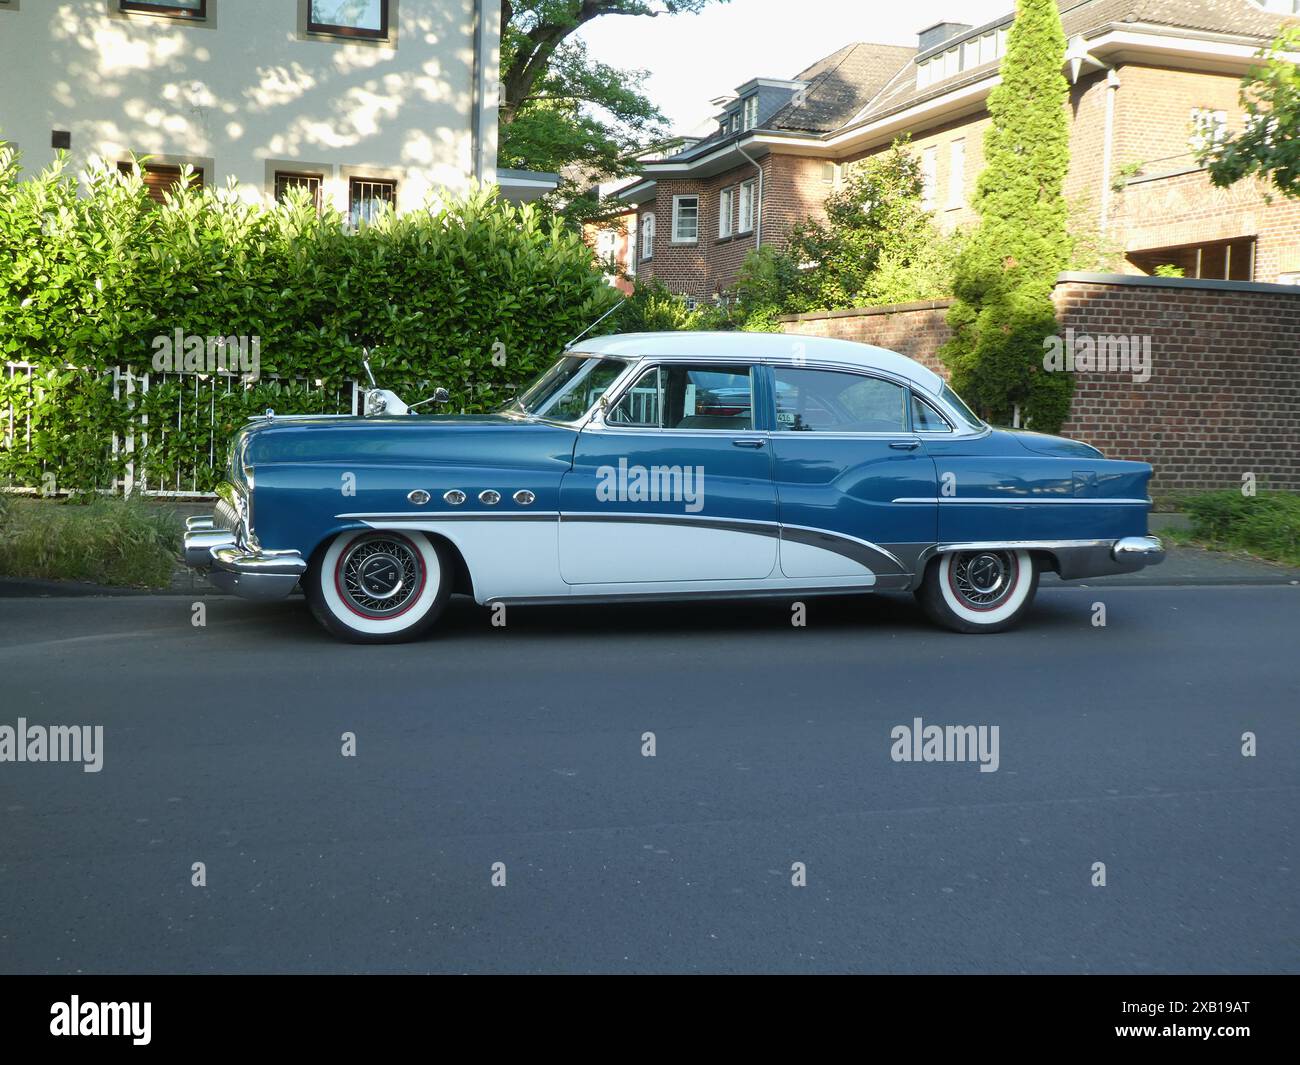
<box><xmin>1111</xmin><ymin>535</ymin><xmax>1166</xmax><ymax>566</ymax></box>
<box><xmin>182</xmin><ymin>514</ymin><xmax>305</xmax><ymax>600</ymax></box>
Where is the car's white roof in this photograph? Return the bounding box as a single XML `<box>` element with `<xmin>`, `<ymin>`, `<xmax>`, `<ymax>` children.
<box><xmin>572</xmin><ymin>331</ymin><xmax>944</xmax><ymax>396</ymax></box>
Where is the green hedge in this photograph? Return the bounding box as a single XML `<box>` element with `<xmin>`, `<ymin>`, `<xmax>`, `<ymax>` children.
<box><xmin>1178</xmin><ymin>490</ymin><xmax>1300</xmax><ymax>567</ymax></box>
<box><xmin>0</xmin><ymin>146</ymin><xmax>620</xmax><ymax>492</ymax></box>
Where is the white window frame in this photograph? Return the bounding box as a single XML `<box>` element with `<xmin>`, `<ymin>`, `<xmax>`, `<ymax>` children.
<box><xmin>671</xmin><ymin>195</ymin><xmax>698</xmax><ymax>243</ymax></box>
<box><xmin>738</xmin><ymin>180</ymin><xmax>756</xmax><ymax>234</ymax></box>
<box><xmin>641</xmin><ymin>212</ymin><xmax>655</xmax><ymax>260</ymax></box>
<box><xmin>921</xmin><ymin>146</ymin><xmax>938</xmax><ymax>210</ymax></box>
<box><xmin>947</xmin><ymin>139</ymin><xmax>965</xmax><ymax>209</ymax></box>
<box><xmin>742</xmin><ymin>95</ymin><xmax>758</xmax><ymax>131</ymax></box>
<box><xmin>718</xmin><ymin>186</ymin><xmax>734</xmax><ymax>238</ymax></box>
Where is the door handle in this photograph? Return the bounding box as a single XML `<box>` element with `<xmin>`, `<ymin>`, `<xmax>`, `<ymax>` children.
<box><xmin>732</xmin><ymin>438</ymin><xmax>766</xmax><ymax>449</ymax></box>
<box><xmin>889</xmin><ymin>440</ymin><xmax>921</xmax><ymax>451</ymax></box>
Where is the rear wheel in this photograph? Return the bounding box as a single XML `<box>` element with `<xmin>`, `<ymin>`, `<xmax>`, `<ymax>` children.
<box><xmin>916</xmin><ymin>549</ymin><xmax>1038</xmax><ymax>634</ymax></box>
<box><xmin>306</xmin><ymin>529</ymin><xmax>452</xmax><ymax>643</ymax></box>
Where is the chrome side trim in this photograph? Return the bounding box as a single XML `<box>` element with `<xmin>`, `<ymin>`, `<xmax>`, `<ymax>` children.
<box><xmin>892</xmin><ymin>497</ymin><xmax>1152</xmax><ymax>505</ymax></box>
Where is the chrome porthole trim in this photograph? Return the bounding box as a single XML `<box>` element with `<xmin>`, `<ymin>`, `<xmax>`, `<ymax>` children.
<box><xmin>479</xmin><ymin>489</ymin><xmax>501</xmax><ymax>505</ymax></box>
<box><xmin>407</xmin><ymin>489</ymin><xmax>431</xmax><ymax>505</ymax></box>
<box><xmin>443</xmin><ymin>489</ymin><xmax>467</xmax><ymax>505</ymax></box>
<box><xmin>513</xmin><ymin>490</ymin><xmax>535</xmax><ymax>505</ymax></box>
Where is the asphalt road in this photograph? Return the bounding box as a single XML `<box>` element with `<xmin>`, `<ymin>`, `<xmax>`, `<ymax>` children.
<box><xmin>0</xmin><ymin>585</ymin><xmax>1296</xmax><ymax>974</ymax></box>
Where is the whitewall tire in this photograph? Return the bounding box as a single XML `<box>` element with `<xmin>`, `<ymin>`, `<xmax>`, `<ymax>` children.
<box><xmin>916</xmin><ymin>549</ymin><xmax>1038</xmax><ymax>634</ymax></box>
<box><xmin>306</xmin><ymin>529</ymin><xmax>452</xmax><ymax>643</ymax></box>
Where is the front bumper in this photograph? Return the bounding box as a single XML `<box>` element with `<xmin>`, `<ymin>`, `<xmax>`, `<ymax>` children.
<box><xmin>182</xmin><ymin>513</ymin><xmax>305</xmax><ymax>600</ymax></box>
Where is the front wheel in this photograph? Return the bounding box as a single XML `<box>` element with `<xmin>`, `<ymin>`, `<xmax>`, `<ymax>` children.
<box><xmin>916</xmin><ymin>549</ymin><xmax>1038</xmax><ymax>634</ymax></box>
<box><xmin>306</xmin><ymin>529</ymin><xmax>452</xmax><ymax>643</ymax></box>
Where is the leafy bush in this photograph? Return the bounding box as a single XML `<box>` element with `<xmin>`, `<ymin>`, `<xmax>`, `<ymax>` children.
<box><xmin>1178</xmin><ymin>490</ymin><xmax>1300</xmax><ymax>566</ymax></box>
<box><xmin>0</xmin><ymin>495</ymin><xmax>178</xmax><ymax>586</ymax></box>
<box><xmin>0</xmin><ymin>144</ymin><xmax>620</xmax><ymax>492</ymax></box>
<box><xmin>610</xmin><ymin>278</ymin><xmax>739</xmax><ymax>333</ymax></box>
<box><xmin>732</xmin><ymin>140</ymin><xmax>959</xmax><ymax>329</ymax></box>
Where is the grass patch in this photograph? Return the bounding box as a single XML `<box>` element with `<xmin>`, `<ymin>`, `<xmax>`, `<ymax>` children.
<box><xmin>0</xmin><ymin>494</ymin><xmax>179</xmax><ymax>587</ymax></box>
<box><xmin>1172</xmin><ymin>489</ymin><xmax>1300</xmax><ymax>567</ymax></box>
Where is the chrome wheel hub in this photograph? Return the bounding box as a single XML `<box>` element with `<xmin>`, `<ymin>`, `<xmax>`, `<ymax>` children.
<box><xmin>339</xmin><ymin>537</ymin><xmax>422</xmax><ymax>616</ymax></box>
<box><xmin>951</xmin><ymin>550</ymin><xmax>1016</xmax><ymax>608</ymax></box>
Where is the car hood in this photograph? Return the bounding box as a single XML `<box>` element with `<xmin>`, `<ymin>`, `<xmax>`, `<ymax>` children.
<box><xmin>231</xmin><ymin>412</ymin><xmax>577</xmax><ymax>472</ymax></box>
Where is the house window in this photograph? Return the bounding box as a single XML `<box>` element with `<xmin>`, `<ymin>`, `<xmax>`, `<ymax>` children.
<box><xmin>672</xmin><ymin>195</ymin><xmax>698</xmax><ymax>243</ymax></box>
<box><xmin>821</xmin><ymin>162</ymin><xmax>837</xmax><ymax>185</ymax></box>
<box><xmin>921</xmin><ymin>146</ymin><xmax>937</xmax><ymax>210</ymax></box>
<box><xmin>119</xmin><ymin>0</ymin><xmax>206</xmax><ymax>17</ymax></box>
<box><xmin>118</xmin><ymin>161</ymin><xmax>203</xmax><ymax>203</ymax></box>
<box><xmin>742</xmin><ymin>95</ymin><xmax>758</xmax><ymax>131</ymax></box>
<box><xmin>640</xmin><ymin>212</ymin><xmax>655</xmax><ymax>260</ymax></box>
<box><xmin>738</xmin><ymin>180</ymin><xmax>755</xmax><ymax>234</ymax></box>
<box><xmin>308</xmin><ymin>0</ymin><xmax>388</xmax><ymax>39</ymax></box>
<box><xmin>947</xmin><ymin>139</ymin><xmax>965</xmax><ymax>208</ymax></box>
<box><xmin>349</xmin><ymin>177</ymin><xmax>396</xmax><ymax>226</ymax></box>
<box><xmin>718</xmin><ymin>187</ymin><xmax>734</xmax><ymax>238</ymax></box>
<box><xmin>275</xmin><ymin>171</ymin><xmax>324</xmax><ymax>213</ymax></box>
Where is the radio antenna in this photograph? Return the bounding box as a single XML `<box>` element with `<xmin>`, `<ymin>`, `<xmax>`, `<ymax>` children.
<box><xmin>565</xmin><ymin>297</ymin><xmax>627</xmax><ymax>349</ymax></box>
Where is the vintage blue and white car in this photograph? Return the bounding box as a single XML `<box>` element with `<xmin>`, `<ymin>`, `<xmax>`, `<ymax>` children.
<box><xmin>182</xmin><ymin>332</ymin><xmax>1165</xmax><ymax>642</ymax></box>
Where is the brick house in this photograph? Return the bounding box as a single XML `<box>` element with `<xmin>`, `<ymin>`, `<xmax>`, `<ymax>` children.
<box><xmin>617</xmin><ymin>0</ymin><xmax>1300</xmax><ymax>304</ymax></box>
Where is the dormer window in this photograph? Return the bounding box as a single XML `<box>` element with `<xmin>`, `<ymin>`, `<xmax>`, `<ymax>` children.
<box><xmin>916</xmin><ymin>25</ymin><xmax>1008</xmax><ymax>89</ymax></box>
<box><xmin>742</xmin><ymin>95</ymin><xmax>758</xmax><ymax>131</ymax></box>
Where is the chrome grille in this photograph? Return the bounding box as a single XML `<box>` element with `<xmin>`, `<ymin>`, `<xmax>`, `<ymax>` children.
<box><xmin>214</xmin><ymin>498</ymin><xmax>241</xmax><ymax>537</ymax></box>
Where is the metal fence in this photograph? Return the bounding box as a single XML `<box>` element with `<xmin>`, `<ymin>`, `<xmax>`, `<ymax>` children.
<box><xmin>2</xmin><ymin>362</ymin><xmax>359</xmax><ymax>500</ymax></box>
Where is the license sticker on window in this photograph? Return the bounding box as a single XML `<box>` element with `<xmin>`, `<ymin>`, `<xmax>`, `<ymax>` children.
<box><xmin>684</xmin><ymin>383</ymin><xmax>696</xmax><ymax>416</ymax></box>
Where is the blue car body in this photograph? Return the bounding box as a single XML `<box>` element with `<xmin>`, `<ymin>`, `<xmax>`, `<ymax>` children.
<box><xmin>182</xmin><ymin>331</ymin><xmax>1164</xmax><ymax>636</ymax></box>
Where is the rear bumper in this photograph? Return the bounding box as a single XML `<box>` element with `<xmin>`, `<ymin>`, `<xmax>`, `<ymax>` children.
<box><xmin>182</xmin><ymin>513</ymin><xmax>305</xmax><ymax>600</ymax></box>
<box><xmin>1054</xmin><ymin>535</ymin><xmax>1165</xmax><ymax>580</ymax></box>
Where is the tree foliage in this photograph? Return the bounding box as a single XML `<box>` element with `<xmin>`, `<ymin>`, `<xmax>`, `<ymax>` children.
<box><xmin>1203</xmin><ymin>28</ymin><xmax>1300</xmax><ymax>198</ymax></box>
<box><xmin>734</xmin><ymin>140</ymin><xmax>959</xmax><ymax>328</ymax></box>
<box><xmin>940</xmin><ymin>0</ymin><xmax>1072</xmax><ymax>432</ymax></box>
<box><xmin>499</xmin><ymin>2</ymin><xmax>728</xmax><ymax>216</ymax></box>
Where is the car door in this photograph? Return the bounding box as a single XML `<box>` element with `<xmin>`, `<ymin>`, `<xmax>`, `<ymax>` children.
<box><xmin>559</xmin><ymin>361</ymin><xmax>779</xmax><ymax>585</ymax></box>
<box><xmin>768</xmin><ymin>364</ymin><xmax>938</xmax><ymax>588</ymax></box>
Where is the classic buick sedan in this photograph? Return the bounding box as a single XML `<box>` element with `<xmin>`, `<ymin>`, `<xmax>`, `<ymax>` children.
<box><xmin>183</xmin><ymin>332</ymin><xmax>1164</xmax><ymax>642</ymax></box>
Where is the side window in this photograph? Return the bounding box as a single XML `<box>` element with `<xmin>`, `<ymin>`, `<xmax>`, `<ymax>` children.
<box><xmin>911</xmin><ymin>393</ymin><xmax>953</xmax><ymax>432</ymax></box>
<box><xmin>773</xmin><ymin>367</ymin><xmax>907</xmax><ymax>433</ymax></box>
<box><xmin>607</xmin><ymin>367</ymin><xmax>661</xmax><ymax>427</ymax></box>
<box><xmin>662</xmin><ymin>365</ymin><xmax>753</xmax><ymax>430</ymax></box>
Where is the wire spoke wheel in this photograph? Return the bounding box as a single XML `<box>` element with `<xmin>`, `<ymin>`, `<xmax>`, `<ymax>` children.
<box><xmin>337</xmin><ymin>535</ymin><xmax>423</xmax><ymax>618</ymax></box>
<box><xmin>949</xmin><ymin>550</ymin><xmax>1018</xmax><ymax>610</ymax></box>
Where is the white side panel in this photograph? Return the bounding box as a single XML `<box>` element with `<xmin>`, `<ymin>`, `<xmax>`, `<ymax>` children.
<box><xmin>779</xmin><ymin>536</ymin><xmax>874</xmax><ymax>579</ymax></box>
<box><xmin>559</xmin><ymin>521</ymin><xmax>778</xmax><ymax>584</ymax></box>
<box><xmin>359</xmin><ymin>520</ymin><xmax>564</xmax><ymax>603</ymax></box>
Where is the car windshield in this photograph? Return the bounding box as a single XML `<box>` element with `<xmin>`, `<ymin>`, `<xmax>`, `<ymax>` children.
<box><xmin>509</xmin><ymin>355</ymin><xmax>629</xmax><ymax>421</ymax></box>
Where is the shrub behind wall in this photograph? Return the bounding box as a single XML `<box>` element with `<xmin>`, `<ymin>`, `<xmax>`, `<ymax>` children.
<box><xmin>0</xmin><ymin>147</ymin><xmax>620</xmax><ymax>491</ymax></box>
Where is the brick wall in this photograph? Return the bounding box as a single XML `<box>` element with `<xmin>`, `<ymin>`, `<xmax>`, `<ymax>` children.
<box><xmin>778</xmin><ymin>299</ymin><xmax>953</xmax><ymax>376</ymax></box>
<box><xmin>1055</xmin><ymin>276</ymin><xmax>1300</xmax><ymax>495</ymax></box>
<box><xmin>779</xmin><ymin>275</ymin><xmax>1300</xmax><ymax>495</ymax></box>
